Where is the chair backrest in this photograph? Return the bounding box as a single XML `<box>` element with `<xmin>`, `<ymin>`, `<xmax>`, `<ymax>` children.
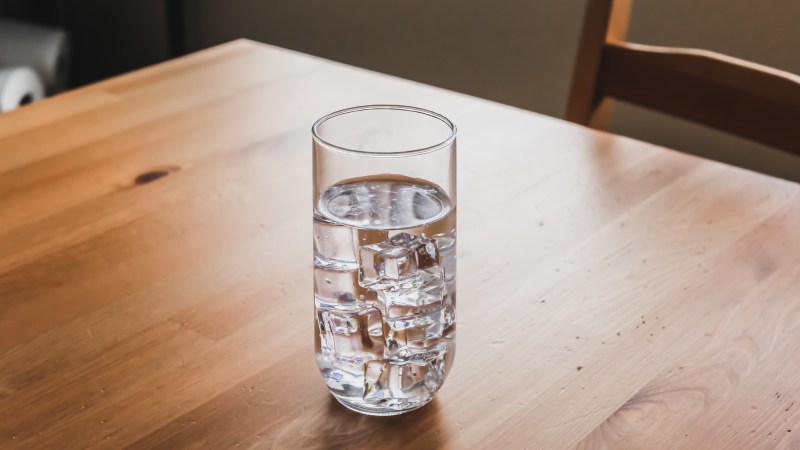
<box><xmin>566</xmin><ymin>0</ymin><xmax>800</xmax><ymax>156</ymax></box>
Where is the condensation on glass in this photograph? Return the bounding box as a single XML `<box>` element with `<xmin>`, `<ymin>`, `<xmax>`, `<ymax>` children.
<box><xmin>312</xmin><ymin>105</ymin><xmax>457</xmax><ymax>415</ymax></box>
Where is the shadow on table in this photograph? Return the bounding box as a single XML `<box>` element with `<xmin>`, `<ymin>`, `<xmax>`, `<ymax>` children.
<box><xmin>274</xmin><ymin>395</ymin><xmax>449</xmax><ymax>448</ymax></box>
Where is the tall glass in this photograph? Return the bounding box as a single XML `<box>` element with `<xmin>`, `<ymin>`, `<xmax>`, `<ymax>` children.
<box><xmin>312</xmin><ymin>105</ymin><xmax>457</xmax><ymax>416</ymax></box>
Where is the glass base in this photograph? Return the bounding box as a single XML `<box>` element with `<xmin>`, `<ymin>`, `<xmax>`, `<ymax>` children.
<box><xmin>332</xmin><ymin>394</ymin><xmax>433</xmax><ymax>416</ymax></box>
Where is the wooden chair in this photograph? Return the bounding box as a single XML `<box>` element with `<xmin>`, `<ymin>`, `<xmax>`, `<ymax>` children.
<box><xmin>566</xmin><ymin>0</ymin><xmax>800</xmax><ymax>156</ymax></box>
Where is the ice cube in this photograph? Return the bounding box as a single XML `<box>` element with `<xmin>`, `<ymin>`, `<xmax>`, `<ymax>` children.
<box><xmin>318</xmin><ymin>307</ymin><xmax>385</xmax><ymax>361</ymax></box>
<box><xmin>422</xmin><ymin>352</ymin><xmax>447</xmax><ymax>392</ymax></box>
<box><xmin>314</xmin><ymin>267</ymin><xmax>374</xmax><ymax>309</ymax></box>
<box><xmin>442</xmin><ymin>303</ymin><xmax>456</xmax><ymax>330</ymax></box>
<box><xmin>373</xmin><ymin>246</ymin><xmax>416</xmax><ymax>281</ymax></box>
<box><xmin>384</xmin><ymin>321</ymin><xmax>450</xmax><ymax>356</ymax></box>
<box><xmin>359</xmin><ymin>233</ymin><xmax>440</xmax><ymax>289</ymax></box>
<box><xmin>432</xmin><ymin>230</ymin><xmax>456</xmax><ymax>283</ymax></box>
<box><xmin>384</xmin><ymin>305</ymin><xmax>446</xmax><ymax>332</ymax></box>
<box><xmin>393</xmin><ymin>233</ymin><xmax>439</xmax><ymax>270</ymax></box>
<box><xmin>315</xmin><ymin>310</ymin><xmax>336</xmax><ymax>355</ymax></box>
<box><xmin>313</xmin><ymin>220</ymin><xmax>358</xmax><ymax>271</ymax></box>
<box><xmin>363</xmin><ymin>360</ymin><xmax>433</xmax><ymax>402</ymax></box>
<box><xmin>353</xmin><ymin>228</ymin><xmax>389</xmax><ymax>248</ymax></box>
<box><xmin>383</xmin><ymin>306</ymin><xmax>447</xmax><ymax>356</ymax></box>
<box><xmin>316</xmin><ymin>354</ymin><xmax>366</xmax><ymax>398</ymax></box>
<box><xmin>376</xmin><ymin>270</ymin><xmax>445</xmax><ymax>318</ymax></box>
<box><xmin>384</xmin><ymin>324</ymin><xmax>443</xmax><ymax>355</ymax></box>
<box><xmin>363</xmin><ymin>360</ymin><xmax>390</xmax><ymax>401</ymax></box>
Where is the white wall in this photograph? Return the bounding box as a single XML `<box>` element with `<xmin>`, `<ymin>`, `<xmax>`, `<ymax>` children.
<box><xmin>183</xmin><ymin>0</ymin><xmax>800</xmax><ymax>181</ymax></box>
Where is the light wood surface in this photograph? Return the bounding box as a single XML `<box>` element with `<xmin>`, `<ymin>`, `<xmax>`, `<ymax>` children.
<box><xmin>566</xmin><ymin>0</ymin><xmax>800</xmax><ymax>155</ymax></box>
<box><xmin>2</xmin><ymin>39</ymin><xmax>800</xmax><ymax>449</ymax></box>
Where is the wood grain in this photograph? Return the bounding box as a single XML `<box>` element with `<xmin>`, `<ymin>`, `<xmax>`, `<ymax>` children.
<box><xmin>2</xmin><ymin>39</ymin><xmax>800</xmax><ymax>449</ymax></box>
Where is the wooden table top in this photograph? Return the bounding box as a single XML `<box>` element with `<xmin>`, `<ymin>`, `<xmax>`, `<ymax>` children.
<box><xmin>2</xmin><ymin>39</ymin><xmax>800</xmax><ymax>449</ymax></box>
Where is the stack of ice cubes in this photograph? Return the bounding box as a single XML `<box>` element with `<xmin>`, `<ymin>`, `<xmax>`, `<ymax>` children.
<box><xmin>359</xmin><ymin>233</ymin><xmax>452</xmax><ymax>357</ymax></box>
<box><xmin>314</xmin><ymin>226</ymin><xmax>453</xmax><ymax>405</ymax></box>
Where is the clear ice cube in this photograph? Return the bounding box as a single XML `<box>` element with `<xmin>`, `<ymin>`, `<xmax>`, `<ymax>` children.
<box><xmin>317</xmin><ymin>307</ymin><xmax>385</xmax><ymax>361</ymax></box>
<box><xmin>359</xmin><ymin>233</ymin><xmax>440</xmax><ymax>289</ymax></box>
<box><xmin>363</xmin><ymin>360</ymin><xmax>432</xmax><ymax>401</ymax></box>
<box><xmin>376</xmin><ymin>270</ymin><xmax>445</xmax><ymax>319</ymax></box>
<box><xmin>442</xmin><ymin>303</ymin><xmax>456</xmax><ymax>329</ymax></box>
<box><xmin>385</xmin><ymin>323</ymin><xmax>449</xmax><ymax>355</ymax></box>
<box><xmin>316</xmin><ymin>355</ymin><xmax>366</xmax><ymax>398</ymax></box>
<box><xmin>314</xmin><ymin>268</ymin><xmax>374</xmax><ymax>309</ymax></box>
<box><xmin>422</xmin><ymin>352</ymin><xmax>447</xmax><ymax>391</ymax></box>
<box><xmin>384</xmin><ymin>305</ymin><xmax>446</xmax><ymax>332</ymax></box>
<box><xmin>432</xmin><ymin>230</ymin><xmax>456</xmax><ymax>284</ymax></box>
<box><xmin>383</xmin><ymin>303</ymin><xmax>457</xmax><ymax>356</ymax></box>
<box><xmin>314</xmin><ymin>220</ymin><xmax>358</xmax><ymax>271</ymax></box>
<box><xmin>353</xmin><ymin>227</ymin><xmax>389</xmax><ymax>248</ymax></box>
<box><xmin>382</xmin><ymin>306</ymin><xmax>446</xmax><ymax>356</ymax></box>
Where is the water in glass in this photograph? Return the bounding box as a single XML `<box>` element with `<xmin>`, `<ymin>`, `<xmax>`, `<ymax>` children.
<box><xmin>313</xmin><ymin>174</ymin><xmax>456</xmax><ymax>415</ymax></box>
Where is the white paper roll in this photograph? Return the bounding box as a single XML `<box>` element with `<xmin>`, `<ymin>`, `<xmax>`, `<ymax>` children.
<box><xmin>0</xmin><ymin>19</ymin><xmax>69</xmax><ymax>93</ymax></box>
<box><xmin>0</xmin><ymin>67</ymin><xmax>45</xmax><ymax>112</ymax></box>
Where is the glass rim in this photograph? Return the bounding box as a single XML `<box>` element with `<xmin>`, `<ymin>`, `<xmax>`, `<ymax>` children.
<box><xmin>311</xmin><ymin>104</ymin><xmax>457</xmax><ymax>157</ymax></box>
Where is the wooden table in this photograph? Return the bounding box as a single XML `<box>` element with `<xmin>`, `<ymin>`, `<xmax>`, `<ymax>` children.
<box><xmin>2</xmin><ymin>40</ymin><xmax>799</xmax><ymax>449</ymax></box>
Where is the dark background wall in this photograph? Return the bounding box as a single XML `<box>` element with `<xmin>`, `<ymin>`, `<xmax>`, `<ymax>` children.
<box><xmin>0</xmin><ymin>0</ymin><xmax>170</xmax><ymax>86</ymax></box>
<box><xmin>2</xmin><ymin>0</ymin><xmax>799</xmax><ymax>181</ymax></box>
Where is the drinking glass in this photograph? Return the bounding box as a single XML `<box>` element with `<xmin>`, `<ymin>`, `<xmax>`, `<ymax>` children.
<box><xmin>312</xmin><ymin>105</ymin><xmax>457</xmax><ymax>415</ymax></box>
